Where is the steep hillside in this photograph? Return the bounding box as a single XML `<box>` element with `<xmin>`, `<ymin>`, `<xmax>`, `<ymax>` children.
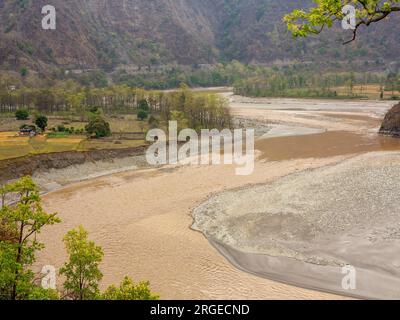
<box><xmin>215</xmin><ymin>0</ymin><xmax>400</xmax><ymax>64</ymax></box>
<box><xmin>0</xmin><ymin>0</ymin><xmax>399</xmax><ymax>72</ymax></box>
<box><xmin>0</xmin><ymin>0</ymin><xmax>221</xmax><ymax>70</ymax></box>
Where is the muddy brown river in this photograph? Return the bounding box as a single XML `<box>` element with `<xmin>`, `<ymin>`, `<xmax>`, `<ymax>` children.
<box><xmin>35</xmin><ymin>95</ymin><xmax>399</xmax><ymax>299</ymax></box>
<box><xmin>256</xmin><ymin>131</ymin><xmax>400</xmax><ymax>161</ymax></box>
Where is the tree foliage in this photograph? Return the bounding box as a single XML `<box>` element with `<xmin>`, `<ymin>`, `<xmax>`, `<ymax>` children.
<box><xmin>138</xmin><ymin>99</ymin><xmax>150</xmax><ymax>111</ymax></box>
<box><xmin>35</xmin><ymin>115</ymin><xmax>48</xmax><ymax>132</ymax></box>
<box><xmin>101</xmin><ymin>276</ymin><xmax>159</xmax><ymax>300</ymax></box>
<box><xmin>85</xmin><ymin>116</ymin><xmax>111</xmax><ymax>138</ymax></box>
<box><xmin>137</xmin><ymin>109</ymin><xmax>149</xmax><ymax>121</ymax></box>
<box><xmin>285</xmin><ymin>0</ymin><xmax>400</xmax><ymax>43</ymax></box>
<box><xmin>0</xmin><ymin>178</ymin><xmax>159</xmax><ymax>301</ymax></box>
<box><xmin>59</xmin><ymin>226</ymin><xmax>104</xmax><ymax>300</ymax></box>
<box><xmin>15</xmin><ymin>109</ymin><xmax>29</xmax><ymax>120</ymax></box>
<box><xmin>234</xmin><ymin>67</ymin><xmax>387</xmax><ymax>98</ymax></box>
<box><xmin>0</xmin><ymin>176</ymin><xmax>60</xmax><ymax>300</ymax></box>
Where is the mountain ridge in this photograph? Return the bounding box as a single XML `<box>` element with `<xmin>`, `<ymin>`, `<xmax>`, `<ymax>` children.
<box><xmin>1</xmin><ymin>0</ymin><xmax>399</xmax><ymax>72</ymax></box>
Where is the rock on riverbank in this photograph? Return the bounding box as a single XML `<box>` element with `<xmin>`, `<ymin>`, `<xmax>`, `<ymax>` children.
<box><xmin>380</xmin><ymin>103</ymin><xmax>400</xmax><ymax>137</ymax></box>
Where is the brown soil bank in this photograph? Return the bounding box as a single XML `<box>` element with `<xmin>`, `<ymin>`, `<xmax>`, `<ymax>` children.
<box><xmin>0</xmin><ymin>145</ymin><xmax>147</xmax><ymax>184</ymax></box>
<box><xmin>380</xmin><ymin>103</ymin><xmax>400</xmax><ymax>137</ymax></box>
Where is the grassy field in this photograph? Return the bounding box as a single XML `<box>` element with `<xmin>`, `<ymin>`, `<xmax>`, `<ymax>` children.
<box><xmin>332</xmin><ymin>84</ymin><xmax>400</xmax><ymax>100</ymax></box>
<box><xmin>0</xmin><ymin>115</ymin><xmax>148</xmax><ymax>160</ymax></box>
<box><xmin>0</xmin><ymin>114</ymin><xmax>149</xmax><ymax>132</ymax></box>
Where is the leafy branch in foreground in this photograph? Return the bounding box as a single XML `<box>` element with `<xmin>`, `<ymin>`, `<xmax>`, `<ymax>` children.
<box><xmin>59</xmin><ymin>226</ymin><xmax>160</xmax><ymax>300</ymax></box>
<box><xmin>0</xmin><ymin>177</ymin><xmax>159</xmax><ymax>300</ymax></box>
<box><xmin>101</xmin><ymin>276</ymin><xmax>159</xmax><ymax>300</ymax></box>
<box><xmin>0</xmin><ymin>176</ymin><xmax>60</xmax><ymax>300</ymax></box>
<box><xmin>284</xmin><ymin>0</ymin><xmax>400</xmax><ymax>44</ymax></box>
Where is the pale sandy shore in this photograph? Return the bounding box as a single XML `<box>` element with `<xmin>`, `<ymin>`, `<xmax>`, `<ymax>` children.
<box><xmin>34</xmin><ymin>95</ymin><xmax>399</xmax><ymax>299</ymax></box>
<box><xmin>193</xmin><ymin>152</ymin><xmax>400</xmax><ymax>299</ymax></box>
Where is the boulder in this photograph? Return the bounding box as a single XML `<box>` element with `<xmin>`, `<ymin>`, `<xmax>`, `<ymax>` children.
<box><xmin>380</xmin><ymin>103</ymin><xmax>400</xmax><ymax>137</ymax></box>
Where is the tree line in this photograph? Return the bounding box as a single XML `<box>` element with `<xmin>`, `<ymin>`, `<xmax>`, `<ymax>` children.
<box><xmin>234</xmin><ymin>69</ymin><xmax>399</xmax><ymax>99</ymax></box>
<box><xmin>0</xmin><ymin>82</ymin><xmax>232</xmax><ymax>132</ymax></box>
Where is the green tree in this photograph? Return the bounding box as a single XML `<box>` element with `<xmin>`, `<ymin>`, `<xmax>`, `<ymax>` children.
<box><xmin>66</xmin><ymin>92</ymin><xmax>85</xmax><ymax>119</ymax></box>
<box><xmin>85</xmin><ymin>117</ymin><xmax>111</xmax><ymax>138</ymax></box>
<box><xmin>0</xmin><ymin>177</ymin><xmax>60</xmax><ymax>300</ymax></box>
<box><xmin>60</xmin><ymin>226</ymin><xmax>104</xmax><ymax>300</ymax></box>
<box><xmin>20</xmin><ymin>67</ymin><xmax>28</xmax><ymax>77</ymax></box>
<box><xmin>138</xmin><ymin>99</ymin><xmax>150</xmax><ymax>111</ymax></box>
<box><xmin>15</xmin><ymin>109</ymin><xmax>29</xmax><ymax>121</ymax></box>
<box><xmin>101</xmin><ymin>276</ymin><xmax>159</xmax><ymax>300</ymax></box>
<box><xmin>137</xmin><ymin>109</ymin><xmax>148</xmax><ymax>121</ymax></box>
<box><xmin>28</xmin><ymin>287</ymin><xmax>60</xmax><ymax>300</ymax></box>
<box><xmin>285</xmin><ymin>0</ymin><xmax>400</xmax><ymax>44</ymax></box>
<box><xmin>35</xmin><ymin>115</ymin><xmax>48</xmax><ymax>132</ymax></box>
<box><xmin>170</xmin><ymin>110</ymin><xmax>188</xmax><ymax>131</ymax></box>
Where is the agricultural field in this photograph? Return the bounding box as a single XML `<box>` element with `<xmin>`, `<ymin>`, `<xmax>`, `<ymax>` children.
<box><xmin>0</xmin><ymin>115</ymin><xmax>148</xmax><ymax>160</ymax></box>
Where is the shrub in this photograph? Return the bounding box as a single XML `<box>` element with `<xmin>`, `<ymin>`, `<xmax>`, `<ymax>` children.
<box><xmin>20</xmin><ymin>67</ymin><xmax>28</xmax><ymax>77</ymax></box>
<box><xmin>15</xmin><ymin>109</ymin><xmax>29</xmax><ymax>120</ymax></box>
<box><xmin>57</xmin><ymin>125</ymin><xmax>66</xmax><ymax>132</ymax></box>
<box><xmin>138</xmin><ymin>99</ymin><xmax>149</xmax><ymax>111</ymax></box>
<box><xmin>137</xmin><ymin>109</ymin><xmax>148</xmax><ymax>121</ymax></box>
<box><xmin>35</xmin><ymin>115</ymin><xmax>48</xmax><ymax>132</ymax></box>
<box><xmin>85</xmin><ymin>117</ymin><xmax>111</xmax><ymax>138</ymax></box>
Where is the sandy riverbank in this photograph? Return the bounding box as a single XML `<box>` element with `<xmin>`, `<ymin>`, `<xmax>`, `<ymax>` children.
<box><xmin>35</xmin><ymin>95</ymin><xmax>399</xmax><ymax>299</ymax></box>
<box><xmin>193</xmin><ymin>152</ymin><xmax>400</xmax><ymax>299</ymax></box>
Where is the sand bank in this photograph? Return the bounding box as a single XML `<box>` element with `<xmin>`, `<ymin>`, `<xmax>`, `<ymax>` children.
<box><xmin>192</xmin><ymin>152</ymin><xmax>400</xmax><ymax>299</ymax></box>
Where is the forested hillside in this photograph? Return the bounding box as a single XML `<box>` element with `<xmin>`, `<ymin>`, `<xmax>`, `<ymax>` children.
<box><xmin>1</xmin><ymin>0</ymin><xmax>399</xmax><ymax>73</ymax></box>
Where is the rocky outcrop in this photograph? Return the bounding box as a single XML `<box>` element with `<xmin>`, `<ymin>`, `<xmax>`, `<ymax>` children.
<box><xmin>380</xmin><ymin>103</ymin><xmax>400</xmax><ymax>137</ymax></box>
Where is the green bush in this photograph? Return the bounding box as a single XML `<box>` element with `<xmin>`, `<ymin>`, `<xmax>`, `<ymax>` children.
<box><xmin>15</xmin><ymin>109</ymin><xmax>29</xmax><ymax>120</ymax></box>
<box><xmin>35</xmin><ymin>115</ymin><xmax>48</xmax><ymax>132</ymax></box>
<box><xmin>85</xmin><ymin>117</ymin><xmax>111</xmax><ymax>138</ymax></box>
<box><xmin>138</xmin><ymin>99</ymin><xmax>149</xmax><ymax>111</ymax></box>
<box><xmin>137</xmin><ymin>110</ymin><xmax>148</xmax><ymax>121</ymax></box>
<box><xmin>57</xmin><ymin>125</ymin><xmax>66</xmax><ymax>132</ymax></box>
<box><xmin>20</xmin><ymin>67</ymin><xmax>28</xmax><ymax>77</ymax></box>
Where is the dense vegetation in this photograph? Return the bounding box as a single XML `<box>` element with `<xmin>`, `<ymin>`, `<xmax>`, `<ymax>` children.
<box><xmin>0</xmin><ymin>177</ymin><xmax>159</xmax><ymax>300</ymax></box>
<box><xmin>234</xmin><ymin>67</ymin><xmax>400</xmax><ymax>99</ymax></box>
<box><xmin>0</xmin><ymin>77</ymin><xmax>232</xmax><ymax>134</ymax></box>
<box><xmin>1</xmin><ymin>1</ymin><xmax>400</xmax><ymax>73</ymax></box>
